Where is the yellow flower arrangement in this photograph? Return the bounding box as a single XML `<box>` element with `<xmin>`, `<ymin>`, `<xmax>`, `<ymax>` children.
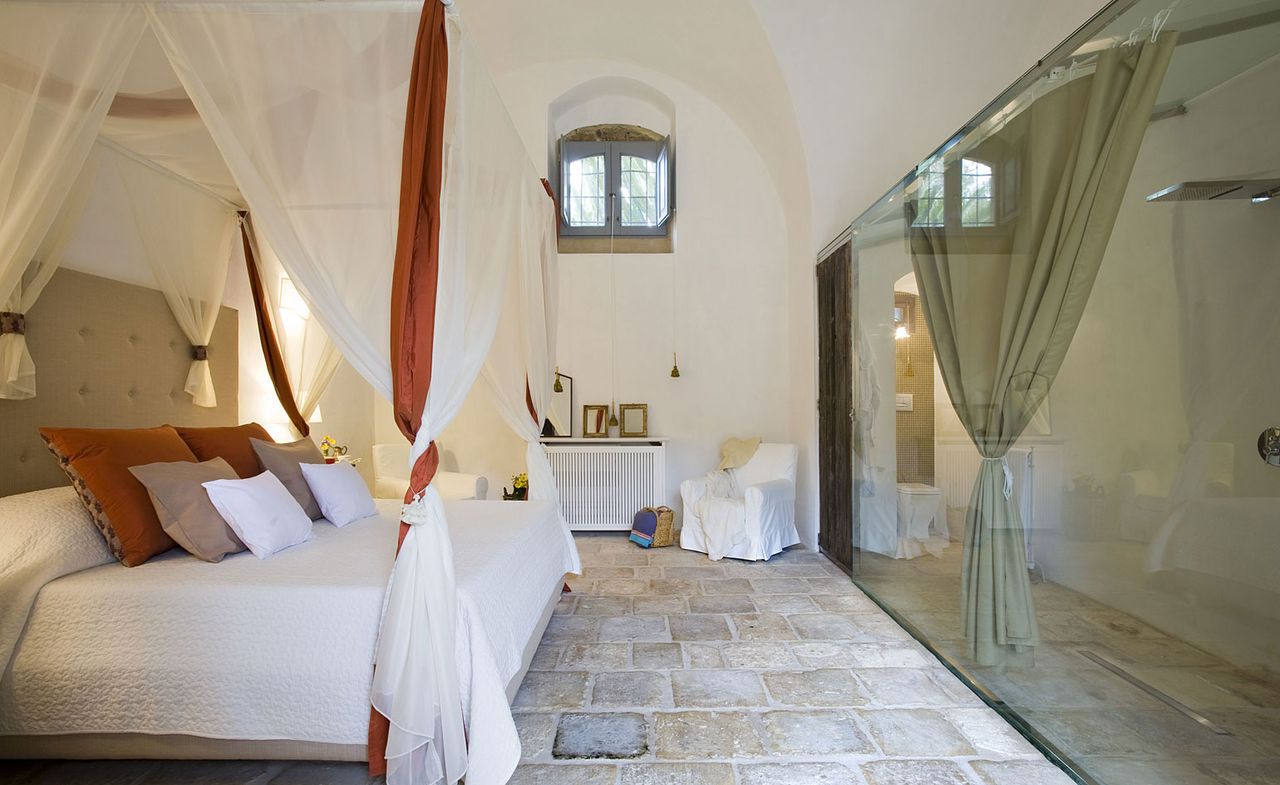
<box><xmin>512</xmin><ymin>472</ymin><xmax>528</xmax><ymax>490</ymax></box>
<box><xmin>319</xmin><ymin>435</ymin><xmax>347</xmax><ymax>458</ymax></box>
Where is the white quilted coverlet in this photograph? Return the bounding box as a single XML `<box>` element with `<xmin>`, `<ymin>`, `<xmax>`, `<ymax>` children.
<box><xmin>0</xmin><ymin>491</ymin><xmax>573</xmax><ymax>766</ymax></box>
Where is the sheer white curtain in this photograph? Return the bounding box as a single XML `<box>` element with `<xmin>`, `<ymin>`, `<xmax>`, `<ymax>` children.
<box><xmin>244</xmin><ymin>218</ymin><xmax>342</xmax><ymax>429</ymax></box>
<box><xmin>146</xmin><ymin>2</ymin><xmax>418</xmax><ymax>401</ymax></box>
<box><xmin>482</xmin><ymin>182</ymin><xmax>580</xmax><ymax>573</ymax></box>
<box><xmin>0</xmin><ymin>154</ymin><xmax>99</xmax><ymax>399</ymax></box>
<box><xmin>0</xmin><ymin>3</ymin><xmax>146</xmax><ymax>399</ymax></box>
<box><xmin>108</xmin><ymin>143</ymin><xmax>237</xmax><ymax>407</ymax></box>
<box><xmin>373</xmin><ymin>17</ymin><xmax>559</xmax><ymax>785</ymax></box>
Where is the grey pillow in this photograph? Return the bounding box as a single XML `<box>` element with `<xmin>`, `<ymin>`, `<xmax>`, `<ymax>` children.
<box><xmin>250</xmin><ymin>437</ymin><xmax>326</xmax><ymax>519</ymax></box>
<box><xmin>129</xmin><ymin>457</ymin><xmax>245</xmax><ymax>563</ymax></box>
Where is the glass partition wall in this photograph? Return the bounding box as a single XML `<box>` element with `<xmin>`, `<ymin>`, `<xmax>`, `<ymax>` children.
<box><xmin>843</xmin><ymin>1</ymin><xmax>1280</xmax><ymax>783</ymax></box>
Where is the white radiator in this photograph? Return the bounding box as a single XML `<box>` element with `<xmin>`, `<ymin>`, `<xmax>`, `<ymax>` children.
<box><xmin>936</xmin><ymin>441</ymin><xmax>1063</xmax><ymax>568</ymax></box>
<box><xmin>545</xmin><ymin>442</ymin><xmax>665</xmax><ymax>531</ymax></box>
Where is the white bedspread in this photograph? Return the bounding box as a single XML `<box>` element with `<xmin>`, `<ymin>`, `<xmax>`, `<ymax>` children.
<box><xmin>0</xmin><ymin>490</ymin><xmax>573</xmax><ymax>781</ymax></box>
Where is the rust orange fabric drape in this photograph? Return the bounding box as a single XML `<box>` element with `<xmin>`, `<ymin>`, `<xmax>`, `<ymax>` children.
<box><xmin>240</xmin><ymin>213</ymin><xmax>309</xmax><ymax>438</ymax></box>
<box><xmin>368</xmin><ymin>0</ymin><xmax>449</xmax><ymax>776</ymax></box>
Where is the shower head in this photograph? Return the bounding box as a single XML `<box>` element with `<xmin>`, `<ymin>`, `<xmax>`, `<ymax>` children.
<box><xmin>1146</xmin><ymin>179</ymin><xmax>1280</xmax><ymax>203</ymax></box>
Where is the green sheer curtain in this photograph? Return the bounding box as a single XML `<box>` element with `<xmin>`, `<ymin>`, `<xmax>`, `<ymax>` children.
<box><xmin>907</xmin><ymin>34</ymin><xmax>1176</xmax><ymax>666</ymax></box>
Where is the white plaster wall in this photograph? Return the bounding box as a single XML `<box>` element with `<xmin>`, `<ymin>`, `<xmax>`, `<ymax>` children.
<box><xmin>429</xmin><ymin>62</ymin><xmax>793</xmax><ymax>523</ymax></box>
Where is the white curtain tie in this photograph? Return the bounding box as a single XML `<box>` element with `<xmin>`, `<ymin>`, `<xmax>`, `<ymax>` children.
<box><xmin>400</xmin><ymin>491</ymin><xmax>435</xmax><ymax>526</ymax></box>
<box><xmin>983</xmin><ymin>456</ymin><xmax>1014</xmax><ymax>499</ymax></box>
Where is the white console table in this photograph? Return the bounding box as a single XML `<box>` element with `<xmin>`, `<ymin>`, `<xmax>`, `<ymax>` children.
<box><xmin>541</xmin><ymin>438</ymin><xmax>667</xmax><ymax>531</ymax></box>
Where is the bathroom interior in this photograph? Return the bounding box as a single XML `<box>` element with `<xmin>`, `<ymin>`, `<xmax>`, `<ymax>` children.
<box><xmin>845</xmin><ymin>0</ymin><xmax>1280</xmax><ymax>783</ymax></box>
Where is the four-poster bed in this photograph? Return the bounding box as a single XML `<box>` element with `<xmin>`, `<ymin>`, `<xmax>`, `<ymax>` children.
<box><xmin>0</xmin><ymin>1</ymin><xmax>580</xmax><ymax>783</ymax></box>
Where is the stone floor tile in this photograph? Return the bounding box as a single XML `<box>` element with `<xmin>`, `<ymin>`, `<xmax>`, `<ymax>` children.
<box><xmin>514</xmin><ymin>671</ymin><xmax>590</xmax><ymax>709</ymax></box>
<box><xmin>805</xmin><ymin>577</ymin><xmax>862</xmax><ymax>594</ymax></box>
<box><xmin>559</xmin><ymin>643</ymin><xmax>630</xmax><ymax>671</ymax></box>
<box><xmin>613</xmin><ymin>551</ymin><xmax>651</xmax><ymax>566</ymax></box>
<box><xmin>649</xmin><ymin>578</ymin><xmax>702</xmax><ymax>596</ymax></box>
<box><xmin>944</xmin><ymin>708</ymin><xmax>1038</xmax><ymax>757</ymax></box>
<box><xmin>515</xmin><ymin>712</ymin><xmax>560</xmax><ymax>760</ymax></box>
<box><xmin>762</xmin><ymin>563</ymin><xmax>833</xmax><ymax>578</ymax></box>
<box><xmin>576</xmin><ymin>596</ymin><xmax>634</xmax><ymax>616</ymax></box>
<box><xmin>529</xmin><ymin>643</ymin><xmax>563</xmax><ymax>670</ymax></box>
<box><xmin>684</xmin><ymin>642</ymin><xmax>727</xmax><ymax>669</ymax></box>
<box><xmin>554</xmin><ymin>712</ymin><xmax>648</xmax><ymax>759</ymax></box>
<box><xmin>721</xmin><ymin>642</ymin><xmax>800</xmax><ymax>670</ymax></box>
<box><xmin>730</xmin><ymin>612</ymin><xmax>797</xmax><ymax>641</ymax></box>
<box><xmin>544</xmin><ymin>615</ymin><xmax>600</xmax><ymax>644</ymax></box>
<box><xmin>653</xmin><ymin>711</ymin><xmax>765</xmax><ymax>759</ymax></box>
<box><xmin>634</xmin><ymin>595</ymin><xmax>688</xmax><ymax>615</ymax></box>
<box><xmin>663</xmin><ymin>566</ymin><xmax>727</xmax><ymax>580</ymax></box>
<box><xmin>861</xmin><ymin>709</ymin><xmax>976</xmax><ymax>756</ymax></box>
<box><xmin>618</xmin><ymin>763</ymin><xmax>734</xmax><ymax>785</ymax></box>
<box><xmin>790</xmin><ymin>642</ymin><xmax>931</xmax><ymax>669</ymax></box>
<box><xmin>813</xmin><ymin>593</ymin><xmax>881</xmax><ymax>613</ymax></box>
<box><xmin>593</xmin><ymin>578</ymin><xmax>650</xmax><ymax>595</ymax></box>
<box><xmin>787</xmin><ymin>613</ymin><xmax>875</xmax><ymax>641</ymax></box>
<box><xmin>672</xmin><ymin>669</ymin><xmax>766</xmax><ymax>707</ymax></box>
<box><xmin>750</xmin><ymin>594</ymin><xmax>819</xmax><ymax>613</ymax></box>
<box><xmin>592</xmin><ymin>671</ymin><xmax>671</xmax><ymax>708</ymax></box>
<box><xmin>736</xmin><ymin>762</ymin><xmax>859</xmax><ymax>785</ymax></box>
<box><xmin>508</xmin><ymin>763</ymin><xmax>618</xmax><ymax>785</ymax></box>
<box><xmin>759</xmin><ymin>710</ymin><xmax>875</xmax><ymax>755</ymax></box>
<box><xmin>749</xmin><ymin>577</ymin><xmax>811</xmax><ymax>594</ymax></box>
<box><xmin>763</xmin><ymin>668</ymin><xmax>868</xmax><ymax>707</ymax></box>
<box><xmin>969</xmin><ymin>759</ymin><xmax>1076</xmax><ymax>785</ymax></box>
<box><xmin>688</xmin><ymin>594</ymin><xmax>756</xmax><ymax>614</ymax></box>
<box><xmin>598</xmin><ymin>615</ymin><xmax>670</xmax><ymax>642</ymax></box>
<box><xmin>669</xmin><ymin>614</ymin><xmax>733</xmax><ymax>641</ymax></box>
<box><xmin>555</xmin><ymin>595</ymin><xmax>578</xmax><ymax>615</ymax></box>
<box><xmin>633</xmin><ymin>641</ymin><xmax>683</xmax><ymax>669</ymax></box>
<box><xmin>702</xmin><ymin>578</ymin><xmax>753</xmax><ymax>595</ymax></box>
<box><xmin>860</xmin><ymin>759</ymin><xmax>971</xmax><ymax>785</ymax></box>
<box><xmin>858</xmin><ymin>667</ymin><xmax>957</xmax><ymax>706</ymax></box>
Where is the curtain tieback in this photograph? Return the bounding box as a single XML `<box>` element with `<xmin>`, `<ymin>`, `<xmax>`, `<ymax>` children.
<box><xmin>192</xmin><ymin>345</ymin><xmax>209</xmax><ymax>361</ymax></box>
<box><xmin>0</xmin><ymin>312</ymin><xmax>26</xmax><ymax>336</ymax></box>
<box><xmin>982</xmin><ymin>456</ymin><xmax>1014</xmax><ymax>499</ymax></box>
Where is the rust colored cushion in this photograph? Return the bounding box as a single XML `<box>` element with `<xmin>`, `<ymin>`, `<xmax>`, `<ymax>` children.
<box><xmin>39</xmin><ymin>425</ymin><xmax>198</xmax><ymax>566</ymax></box>
<box><xmin>174</xmin><ymin>423</ymin><xmax>273</xmax><ymax>479</ymax></box>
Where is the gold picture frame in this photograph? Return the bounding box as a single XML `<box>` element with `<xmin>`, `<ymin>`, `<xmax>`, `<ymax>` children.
<box><xmin>582</xmin><ymin>404</ymin><xmax>610</xmax><ymax>438</ymax></box>
<box><xmin>618</xmin><ymin>403</ymin><xmax>649</xmax><ymax>438</ymax></box>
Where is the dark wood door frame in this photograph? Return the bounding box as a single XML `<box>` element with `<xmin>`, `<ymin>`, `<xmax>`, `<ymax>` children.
<box><xmin>816</xmin><ymin>242</ymin><xmax>854</xmax><ymax>575</ymax></box>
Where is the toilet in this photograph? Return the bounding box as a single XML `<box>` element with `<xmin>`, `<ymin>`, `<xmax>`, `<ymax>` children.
<box><xmin>895</xmin><ymin>482</ymin><xmax>946</xmax><ymax>558</ymax></box>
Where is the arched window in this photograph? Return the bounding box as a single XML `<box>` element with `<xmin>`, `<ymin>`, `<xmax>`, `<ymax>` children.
<box><xmin>559</xmin><ymin>125</ymin><xmax>672</xmax><ymax>237</ymax></box>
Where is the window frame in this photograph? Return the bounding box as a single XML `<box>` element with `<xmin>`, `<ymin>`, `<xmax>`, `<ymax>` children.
<box><xmin>559</xmin><ymin>137</ymin><xmax>673</xmax><ymax>238</ymax></box>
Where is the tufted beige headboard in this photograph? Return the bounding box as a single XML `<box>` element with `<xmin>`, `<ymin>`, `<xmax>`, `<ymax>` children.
<box><xmin>0</xmin><ymin>268</ymin><xmax>239</xmax><ymax>497</ymax></box>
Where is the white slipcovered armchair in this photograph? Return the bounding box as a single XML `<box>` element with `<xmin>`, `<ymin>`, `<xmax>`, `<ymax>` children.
<box><xmin>680</xmin><ymin>443</ymin><xmax>800</xmax><ymax>561</ymax></box>
<box><xmin>372</xmin><ymin>443</ymin><xmax>489</xmax><ymax>501</ymax></box>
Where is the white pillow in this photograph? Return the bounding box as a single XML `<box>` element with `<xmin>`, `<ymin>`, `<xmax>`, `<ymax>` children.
<box><xmin>202</xmin><ymin>471</ymin><xmax>313</xmax><ymax>559</ymax></box>
<box><xmin>299</xmin><ymin>461</ymin><xmax>378</xmax><ymax>527</ymax></box>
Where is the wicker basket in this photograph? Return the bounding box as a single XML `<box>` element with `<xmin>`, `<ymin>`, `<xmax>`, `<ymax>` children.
<box><xmin>648</xmin><ymin>505</ymin><xmax>675</xmax><ymax>548</ymax></box>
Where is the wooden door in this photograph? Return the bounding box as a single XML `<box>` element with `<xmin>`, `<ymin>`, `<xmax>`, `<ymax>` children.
<box><xmin>816</xmin><ymin>243</ymin><xmax>854</xmax><ymax>574</ymax></box>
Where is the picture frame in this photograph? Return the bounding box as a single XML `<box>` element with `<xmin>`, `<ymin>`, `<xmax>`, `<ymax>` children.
<box><xmin>619</xmin><ymin>403</ymin><xmax>649</xmax><ymax>438</ymax></box>
<box><xmin>582</xmin><ymin>404</ymin><xmax>610</xmax><ymax>438</ymax></box>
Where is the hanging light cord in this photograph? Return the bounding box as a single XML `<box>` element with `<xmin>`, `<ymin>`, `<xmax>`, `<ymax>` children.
<box><xmin>609</xmin><ymin>193</ymin><xmax>619</xmax><ymax>428</ymax></box>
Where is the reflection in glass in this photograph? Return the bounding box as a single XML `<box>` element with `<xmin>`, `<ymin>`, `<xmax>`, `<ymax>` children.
<box><xmin>843</xmin><ymin>2</ymin><xmax>1280</xmax><ymax>783</ymax></box>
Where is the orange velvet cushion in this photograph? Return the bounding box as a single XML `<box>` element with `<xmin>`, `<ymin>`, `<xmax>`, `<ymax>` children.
<box><xmin>39</xmin><ymin>425</ymin><xmax>198</xmax><ymax>567</ymax></box>
<box><xmin>173</xmin><ymin>423</ymin><xmax>273</xmax><ymax>479</ymax></box>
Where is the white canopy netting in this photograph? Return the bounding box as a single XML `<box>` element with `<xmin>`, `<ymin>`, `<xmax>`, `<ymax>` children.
<box><xmin>0</xmin><ymin>2</ymin><xmax>578</xmax><ymax>783</ymax></box>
